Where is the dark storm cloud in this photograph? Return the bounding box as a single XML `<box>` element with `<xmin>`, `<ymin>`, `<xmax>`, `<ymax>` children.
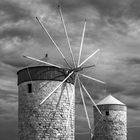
<box><xmin>76</xmin><ymin>81</ymin><xmax>125</xmax><ymax>106</ymax></box>
<box><xmin>42</xmin><ymin>0</ymin><xmax>140</xmax><ymax>31</ymax></box>
<box><xmin>127</xmin><ymin>103</ymin><xmax>140</xmax><ymax>110</ymax></box>
<box><xmin>0</xmin><ymin>91</ymin><xmax>18</xmax><ymax>118</ymax></box>
<box><xmin>2</xmin><ymin>58</ymin><xmax>28</xmax><ymax>68</ymax></box>
<box><xmin>0</xmin><ymin>62</ymin><xmax>16</xmax><ymax>77</ymax></box>
<box><xmin>0</xmin><ymin>89</ymin><xmax>17</xmax><ymax>101</ymax></box>
<box><xmin>128</xmin><ymin>0</ymin><xmax>140</xmax><ymax>19</ymax></box>
<box><xmin>89</xmin><ymin>0</ymin><xmax>140</xmax><ymax>20</ymax></box>
<box><xmin>42</xmin><ymin>0</ymin><xmax>137</xmax><ymax>18</ymax></box>
<box><xmin>125</xmin><ymin>88</ymin><xmax>140</xmax><ymax>97</ymax></box>
<box><xmin>125</xmin><ymin>57</ymin><xmax>140</xmax><ymax>65</ymax></box>
<box><xmin>0</xmin><ymin>107</ymin><xmax>8</xmax><ymax>115</ymax></box>
<box><xmin>88</xmin><ymin>0</ymin><xmax>129</xmax><ymax>18</ymax></box>
<box><xmin>41</xmin><ymin>0</ymin><xmax>86</xmax><ymax>11</ymax></box>
<box><xmin>2</xmin><ymin>55</ymin><xmax>32</xmax><ymax>68</ymax></box>
<box><xmin>0</xmin><ymin>28</ymin><xmax>33</xmax><ymax>40</ymax></box>
<box><xmin>0</xmin><ymin>1</ymin><xmax>31</xmax><ymax>22</ymax></box>
<box><xmin>106</xmin><ymin>83</ymin><xmax>125</xmax><ymax>94</ymax></box>
<box><xmin>42</xmin><ymin>0</ymin><xmax>128</xmax><ymax>16</ymax></box>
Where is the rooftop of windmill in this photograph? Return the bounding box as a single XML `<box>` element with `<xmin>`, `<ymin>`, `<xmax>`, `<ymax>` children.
<box><xmin>97</xmin><ymin>94</ymin><xmax>125</xmax><ymax>106</ymax></box>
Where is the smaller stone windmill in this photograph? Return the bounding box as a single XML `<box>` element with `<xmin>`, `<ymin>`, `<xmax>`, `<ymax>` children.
<box><xmin>93</xmin><ymin>95</ymin><xmax>127</xmax><ymax>140</ymax></box>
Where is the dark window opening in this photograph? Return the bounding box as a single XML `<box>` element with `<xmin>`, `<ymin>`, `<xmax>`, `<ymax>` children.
<box><xmin>106</xmin><ymin>111</ymin><xmax>109</xmax><ymax>116</ymax></box>
<box><xmin>28</xmin><ymin>83</ymin><xmax>32</xmax><ymax>93</ymax></box>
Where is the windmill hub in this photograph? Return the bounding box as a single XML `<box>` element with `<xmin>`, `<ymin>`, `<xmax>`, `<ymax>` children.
<box><xmin>72</xmin><ymin>67</ymin><xmax>83</xmax><ymax>73</ymax></box>
<box><xmin>65</xmin><ymin>67</ymin><xmax>84</xmax><ymax>75</ymax></box>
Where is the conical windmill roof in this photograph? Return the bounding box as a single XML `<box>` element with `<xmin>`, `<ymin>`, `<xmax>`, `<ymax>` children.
<box><xmin>97</xmin><ymin>95</ymin><xmax>125</xmax><ymax>105</ymax></box>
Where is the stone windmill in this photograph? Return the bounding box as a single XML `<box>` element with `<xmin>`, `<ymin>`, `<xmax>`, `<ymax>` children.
<box><xmin>17</xmin><ymin>5</ymin><xmax>105</xmax><ymax>140</ymax></box>
<box><xmin>93</xmin><ymin>95</ymin><xmax>127</xmax><ymax>140</ymax></box>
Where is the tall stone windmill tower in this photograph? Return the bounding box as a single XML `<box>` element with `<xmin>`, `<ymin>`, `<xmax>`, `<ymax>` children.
<box><xmin>17</xmin><ymin>55</ymin><xmax>75</xmax><ymax>140</ymax></box>
<box><xmin>93</xmin><ymin>95</ymin><xmax>127</xmax><ymax>140</ymax></box>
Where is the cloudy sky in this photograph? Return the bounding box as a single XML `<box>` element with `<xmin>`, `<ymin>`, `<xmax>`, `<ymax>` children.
<box><xmin>0</xmin><ymin>0</ymin><xmax>140</xmax><ymax>139</ymax></box>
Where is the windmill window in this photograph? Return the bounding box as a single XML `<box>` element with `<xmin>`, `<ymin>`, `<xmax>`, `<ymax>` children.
<box><xmin>28</xmin><ymin>83</ymin><xmax>32</xmax><ymax>93</ymax></box>
<box><xmin>106</xmin><ymin>111</ymin><xmax>109</xmax><ymax>116</ymax></box>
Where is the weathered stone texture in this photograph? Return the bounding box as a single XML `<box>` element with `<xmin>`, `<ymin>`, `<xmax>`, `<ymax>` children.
<box><xmin>18</xmin><ymin>80</ymin><xmax>75</xmax><ymax>140</ymax></box>
<box><xmin>93</xmin><ymin>105</ymin><xmax>127</xmax><ymax>140</ymax></box>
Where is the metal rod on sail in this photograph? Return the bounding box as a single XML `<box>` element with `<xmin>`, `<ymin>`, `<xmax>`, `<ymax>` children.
<box><xmin>23</xmin><ymin>55</ymin><xmax>62</xmax><ymax>68</ymax></box>
<box><xmin>36</xmin><ymin>17</ymin><xmax>71</xmax><ymax>68</ymax></box>
<box><xmin>78</xmin><ymin>19</ymin><xmax>87</xmax><ymax>67</ymax></box>
<box><xmin>78</xmin><ymin>76</ymin><xmax>91</xmax><ymax>131</ymax></box>
<box><xmin>79</xmin><ymin>49</ymin><xmax>100</xmax><ymax>67</ymax></box>
<box><xmin>40</xmin><ymin>71</ymin><xmax>74</xmax><ymax>105</ymax></box>
<box><xmin>58</xmin><ymin>5</ymin><xmax>76</xmax><ymax>67</ymax></box>
<box><xmin>79</xmin><ymin>79</ymin><xmax>103</xmax><ymax>115</ymax></box>
<box><xmin>79</xmin><ymin>73</ymin><xmax>105</xmax><ymax>84</ymax></box>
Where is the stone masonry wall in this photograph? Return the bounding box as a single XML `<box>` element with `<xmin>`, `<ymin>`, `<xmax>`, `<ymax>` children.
<box><xmin>18</xmin><ymin>80</ymin><xmax>75</xmax><ymax>140</ymax></box>
<box><xmin>93</xmin><ymin>105</ymin><xmax>127</xmax><ymax>140</ymax></box>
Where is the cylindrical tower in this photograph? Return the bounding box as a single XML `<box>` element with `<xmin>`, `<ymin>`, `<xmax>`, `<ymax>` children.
<box><xmin>17</xmin><ymin>55</ymin><xmax>75</xmax><ymax>140</ymax></box>
<box><xmin>93</xmin><ymin>95</ymin><xmax>127</xmax><ymax>140</ymax></box>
